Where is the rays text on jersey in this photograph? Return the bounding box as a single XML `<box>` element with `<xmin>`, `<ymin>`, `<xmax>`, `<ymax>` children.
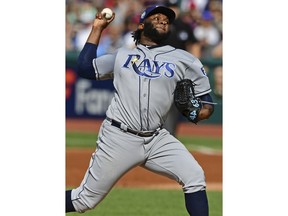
<box><xmin>122</xmin><ymin>54</ymin><xmax>176</xmax><ymax>79</ymax></box>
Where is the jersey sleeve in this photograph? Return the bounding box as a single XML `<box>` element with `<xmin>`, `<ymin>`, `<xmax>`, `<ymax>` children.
<box><xmin>92</xmin><ymin>51</ymin><xmax>117</xmax><ymax>80</ymax></box>
<box><xmin>184</xmin><ymin>58</ymin><xmax>211</xmax><ymax>97</ymax></box>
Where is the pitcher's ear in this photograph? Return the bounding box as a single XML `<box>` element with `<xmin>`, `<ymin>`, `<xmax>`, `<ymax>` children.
<box><xmin>138</xmin><ymin>23</ymin><xmax>144</xmax><ymax>30</ymax></box>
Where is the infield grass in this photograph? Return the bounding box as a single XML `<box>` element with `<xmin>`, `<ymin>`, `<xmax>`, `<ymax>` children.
<box><xmin>65</xmin><ymin>188</ymin><xmax>222</xmax><ymax>216</ymax></box>
<box><xmin>66</xmin><ymin>131</ymin><xmax>222</xmax><ymax>151</ymax></box>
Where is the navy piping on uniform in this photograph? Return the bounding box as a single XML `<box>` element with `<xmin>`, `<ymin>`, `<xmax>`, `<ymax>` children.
<box><xmin>191</xmin><ymin>81</ymin><xmax>211</xmax><ymax>95</ymax></box>
<box><xmin>147</xmin><ymin>47</ymin><xmax>176</xmax><ymax>130</ymax></box>
<box><xmin>136</xmin><ymin>47</ymin><xmax>147</xmax><ymax>131</ymax></box>
<box><xmin>72</xmin><ymin>153</ymin><xmax>96</xmax><ymax>203</ymax></box>
<box><xmin>147</xmin><ymin>79</ymin><xmax>151</xmax><ymax>130</ymax></box>
<box><xmin>154</xmin><ymin>47</ymin><xmax>176</xmax><ymax>59</ymax></box>
<box><xmin>150</xmin><ymin>47</ymin><xmax>176</xmax><ymax>129</ymax></box>
<box><xmin>195</xmin><ymin>88</ymin><xmax>212</xmax><ymax>96</ymax></box>
<box><xmin>138</xmin><ymin>76</ymin><xmax>143</xmax><ymax>130</ymax></box>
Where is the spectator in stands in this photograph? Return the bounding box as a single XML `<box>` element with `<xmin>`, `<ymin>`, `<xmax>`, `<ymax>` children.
<box><xmin>66</xmin><ymin>0</ymin><xmax>80</xmax><ymax>51</ymax></box>
<box><xmin>213</xmin><ymin>66</ymin><xmax>222</xmax><ymax>97</ymax></box>
<box><xmin>74</xmin><ymin>0</ymin><xmax>98</xmax><ymax>51</ymax></box>
<box><xmin>193</xmin><ymin>10</ymin><xmax>221</xmax><ymax>59</ymax></box>
<box><xmin>163</xmin><ymin>0</ymin><xmax>201</xmax><ymax>57</ymax></box>
<box><xmin>122</xmin><ymin>14</ymin><xmax>140</xmax><ymax>49</ymax></box>
<box><xmin>211</xmin><ymin>41</ymin><xmax>222</xmax><ymax>97</ymax></box>
<box><xmin>207</xmin><ymin>0</ymin><xmax>222</xmax><ymax>35</ymax></box>
<box><xmin>97</xmin><ymin>23</ymin><xmax>125</xmax><ymax>56</ymax></box>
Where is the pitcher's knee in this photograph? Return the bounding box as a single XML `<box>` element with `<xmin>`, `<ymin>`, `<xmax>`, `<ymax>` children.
<box><xmin>71</xmin><ymin>187</ymin><xmax>105</xmax><ymax>213</ymax></box>
<box><xmin>182</xmin><ymin>166</ymin><xmax>206</xmax><ymax>193</ymax></box>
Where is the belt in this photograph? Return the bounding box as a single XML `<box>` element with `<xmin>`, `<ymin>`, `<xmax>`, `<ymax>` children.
<box><xmin>106</xmin><ymin>117</ymin><xmax>162</xmax><ymax>137</ymax></box>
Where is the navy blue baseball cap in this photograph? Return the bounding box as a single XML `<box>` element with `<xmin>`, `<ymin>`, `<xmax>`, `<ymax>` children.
<box><xmin>139</xmin><ymin>5</ymin><xmax>176</xmax><ymax>23</ymax></box>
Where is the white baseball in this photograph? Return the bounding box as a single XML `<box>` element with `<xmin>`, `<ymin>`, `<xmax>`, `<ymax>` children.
<box><xmin>101</xmin><ymin>8</ymin><xmax>113</xmax><ymax>19</ymax></box>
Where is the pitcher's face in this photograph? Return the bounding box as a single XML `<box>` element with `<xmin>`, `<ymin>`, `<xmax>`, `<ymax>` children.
<box><xmin>142</xmin><ymin>13</ymin><xmax>171</xmax><ymax>43</ymax></box>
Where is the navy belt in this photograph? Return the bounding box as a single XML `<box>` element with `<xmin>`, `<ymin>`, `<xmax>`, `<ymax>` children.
<box><xmin>106</xmin><ymin>117</ymin><xmax>162</xmax><ymax>137</ymax></box>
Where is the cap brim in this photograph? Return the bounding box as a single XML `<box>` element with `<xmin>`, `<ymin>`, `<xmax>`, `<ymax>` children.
<box><xmin>145</xmin><ymin>6</ymin><xmax>176</xmax><ymax>23</ymax></box>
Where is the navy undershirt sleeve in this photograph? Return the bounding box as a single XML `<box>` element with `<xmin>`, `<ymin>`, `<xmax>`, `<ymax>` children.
<box><xmin>199</xmin><ymin>93</ymin><xmax>214</xmax><ymax>108</ymax></box>
<box><xmin>77</xmin><ymin>43</ymin><xmax>98</xmax><ymax>80</ymax></box>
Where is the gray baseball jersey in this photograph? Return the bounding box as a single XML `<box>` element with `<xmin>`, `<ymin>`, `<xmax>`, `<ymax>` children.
<box><xmin>71</xmin><ymin>44</ymin><xmax>211</xmax><ymax>212</ymax></box>
<box><xmin>94</xmin><ymin>44</ymin><xmax>211</xmax><ymax>130</ymax></box>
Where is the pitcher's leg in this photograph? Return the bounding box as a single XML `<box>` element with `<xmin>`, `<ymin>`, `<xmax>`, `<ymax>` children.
<box><xmin>70</xmin><ymin>149</ymin><xmax>118</xmax><ymax>213</ymax></box>
<box><xmin>66</xmin><ymin>190</ymin><xmax>75</xmax><ymax>212</ymax></box>
<box><xmin>185</xmin><ymin>190</ymin><xmax>208</xmax><ymax>216</ymax></box>
<box><xmin>68</xmin><ymin>121</ymin><xmax>145</xmax><ymax>213</ymax></box>
<box><xmin>144</xmin><ymin>130</ymin><xmax>208</xmax><ymax>215</ymax></box>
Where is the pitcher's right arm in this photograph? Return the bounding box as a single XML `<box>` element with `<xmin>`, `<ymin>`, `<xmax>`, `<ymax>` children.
<box><xmin>77</xmin><ymin>12</ymin><xmax>115</xmax><ymax>80</ymax></box>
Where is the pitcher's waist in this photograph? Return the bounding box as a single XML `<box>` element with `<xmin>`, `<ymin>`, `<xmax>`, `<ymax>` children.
<box><xmin>106</xmin><ymin>117</ymin><xmax>162</xmax><ymax>137</ymax></box>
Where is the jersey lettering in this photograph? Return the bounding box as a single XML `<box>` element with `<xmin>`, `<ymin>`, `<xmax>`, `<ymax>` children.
<box><xmin>201</xmin><ymin>67</ymin><xmax>207</xmax><ymax>76</ymax></box>
<box><xmin>164</xmin><ymin>62</ymin><xmax>176</xmax><ymax>78</ymax></box>
<box><xmin>123</xmin><ymin>54</ymin><xmax>175</xmax><ymax>79</ymax></box>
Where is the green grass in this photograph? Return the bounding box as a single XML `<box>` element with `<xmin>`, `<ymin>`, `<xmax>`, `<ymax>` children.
<box><xmin>66</xmin><ymin>132</ymin><xmax>98</xmax><ymax>148</ymax></box>
<box><xmin>178</xmin><ymin>136</ymin><xmax>222</xmax><ymax>151</ymax></box>
<box><xmin>66</xmin><ymin>132</ymin><xmax>222</xmax><ymax>151</ymax></box>
<box><xmin>66</xmin><ymin>188</ymin><xmax>222</xmax><ymax>216</ymax></box>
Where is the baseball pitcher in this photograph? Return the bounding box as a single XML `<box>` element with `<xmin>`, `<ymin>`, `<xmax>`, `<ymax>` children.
<box><xmin>66</xmin><ymin>5</ymin><xmax>214</xmax><ymax>216</ymax></box>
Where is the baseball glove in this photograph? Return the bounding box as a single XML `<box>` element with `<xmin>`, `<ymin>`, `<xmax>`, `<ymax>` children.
<box><xmin>174</xmin><ymin>79</ymin><xmax>202</xmax><ymax>124</ymax></box>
